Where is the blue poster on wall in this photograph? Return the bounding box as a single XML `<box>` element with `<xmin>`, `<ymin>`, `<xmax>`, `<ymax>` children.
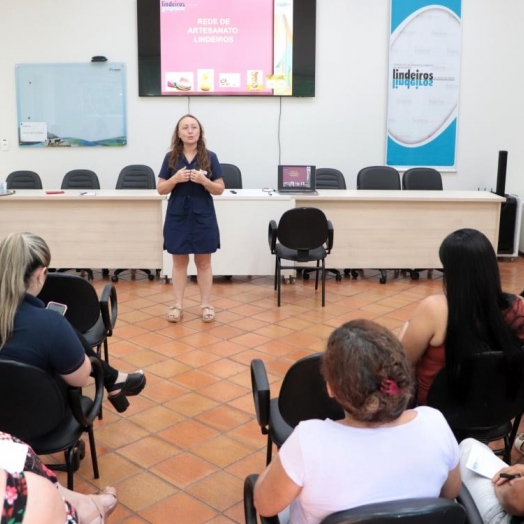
<box><xmin>16</xmin><ymin>63</ymin><xmax>127</xmax><ymax>147</ymax></box>
<box><xmin>386</xmin><ymin>0</ymin><xmax>461</xmax><ymax>169</ymax></box>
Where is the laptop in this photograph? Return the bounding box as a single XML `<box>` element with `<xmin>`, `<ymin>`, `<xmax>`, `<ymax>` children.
<box><xmin>278</xmin><ymin>165</ymin><xmax>318</xmax><ymax>195</ymax></box>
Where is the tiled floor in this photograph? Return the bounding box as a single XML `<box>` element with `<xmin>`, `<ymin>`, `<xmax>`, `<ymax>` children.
<box><xmin>47</xmin><ymin>259</ymin><xmax>524</xmax><ymax>523</ymax></box>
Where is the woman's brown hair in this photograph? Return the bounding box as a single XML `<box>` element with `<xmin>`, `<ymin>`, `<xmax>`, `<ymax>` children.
<box><xmin>322</xmin><ymin>319</ymin><xmax>414</xmax><ymax>423</ymax></box>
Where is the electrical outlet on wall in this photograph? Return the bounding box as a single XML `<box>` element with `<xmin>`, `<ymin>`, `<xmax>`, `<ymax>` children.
<box><xmin>0</xmin><ymin>139</ymin><xmax>9</xmax><ymax>151</ymax></box>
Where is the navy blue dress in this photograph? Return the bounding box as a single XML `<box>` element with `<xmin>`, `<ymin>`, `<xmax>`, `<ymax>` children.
<box><xmin>159</xmin><ymin>151</ymin><xmax>223</xmax><ymax>255</ymax></box>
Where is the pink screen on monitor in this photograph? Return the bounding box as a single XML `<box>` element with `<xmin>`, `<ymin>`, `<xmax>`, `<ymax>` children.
<box><xmin>283</xmin><ymin>166</ymin><xmax>311</xmax><ymax>187</ymax></box>
<box><xmin>160</xmin><ymin>0</ymin><xmax>275</xmax><ymax>95</ymax></box>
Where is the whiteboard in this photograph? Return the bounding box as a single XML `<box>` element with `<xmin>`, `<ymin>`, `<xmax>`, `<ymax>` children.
<box><xmin>16</xmin><ymin>62</ymin><xmax>126</xmax><ymax>147</ymax></box>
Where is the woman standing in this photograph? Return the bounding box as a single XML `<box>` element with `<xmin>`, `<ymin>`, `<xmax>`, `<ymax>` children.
<box><xmin>399</xmin><ymin>228</ymin><xmax>524</xmax><ymax>405</ymax></box>
<box><xmin>157</xmin><ymin>114</ymin><xmax>225</xmax><ymax>323</ymax></box>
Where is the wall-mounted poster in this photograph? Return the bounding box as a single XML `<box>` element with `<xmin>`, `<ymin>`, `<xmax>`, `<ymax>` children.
<box><xmin>16</xmin><ymin>63</ymin><xmax>126</xmax><ymax>147</ymax></box>
<box><xmin>386</xmin><ymin>0</ymin><xmax>461</xmax><ymax>169</ymax></box>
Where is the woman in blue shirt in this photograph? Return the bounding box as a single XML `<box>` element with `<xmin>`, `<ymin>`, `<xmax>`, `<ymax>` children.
<box><xmin>157</xmin><ymin>114</ymin><xmax>225</xmax><ymax>323</ymax></box>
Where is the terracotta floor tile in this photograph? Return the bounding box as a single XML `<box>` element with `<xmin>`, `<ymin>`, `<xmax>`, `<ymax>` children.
<box><xmin>191</xmin><ymin>435</ymin><xmax>255</xmax><ymax>468</ymax></box>
<box><xmin>158</xmin><ymin>419</ymin><xmax>219</xmax><ymax>450</ymax></box>
<box><xmin>199</xmin><ymin>358</ymin><xmax>247</xmax><ymax>379</ymax></box>
<box><xmin>145</xmin><ymin>358</ymin><xmax>192</xmax><ymax>379</ymax></box>
<box><xmin>129</xmin><ymin>405</ymin><xmax>186</xmax><ymax>433</ymax></box>
<box><xmin>172</xmin><ymin>369</ymin><xmax>219</xmax><ymax>390</ymax></box>
<box><xmin>139</xmin><ymin>493</ymin><xmax>217</xmax><ymax>524</ymax></box>
<box><xmin>198</xmin><ymin>379</ymin><xmax>249</xmax><ymax>403</ymax></box>
<box><xmin>176</xmin><ymin>349</ymin><xmax>222</xmax><ymax>367</ymax></box>
<box><xmin>129</xmin><ymin>332</ymin><xmax>174</xmax><ymax>349</ymax></box>
<box><xmin>166</xmin><ymin>392</ymin><xmax>220</xmax><ymax>417</ymax></box>
<box><xmin>186</xmin><ymin>471</ymin><xmax>244</xmax><ymax>511</ymax></box>
<box><xmin>118</xmin><ymin>435</ymin><xmax>181</xmax><ymax>468</ymax></box>
<box><xmin>141</xmin><ymin>379</ymin><xmax>188</xmax><ymax>404</ymax></box>
<box><xmin>95</xmin><ymin>419</ymin><xmax>150</xmax><ymax>450</ymax></box>
<box><xmin>150</xmin><ymin>452</ymin><xmax>218</xmax><ymax>488</ymax></box>
<box><xmin>195</xmin><ymin>405</ymin><xmax>251</xmax><ymax>432</ymax></box>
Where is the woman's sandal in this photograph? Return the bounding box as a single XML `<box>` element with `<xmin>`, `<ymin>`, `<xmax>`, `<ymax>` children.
<box><xmin>107</xmin><ymin>371</ymin><xmax>146</xmax><ymax>413</ymax></box>
<box><xmin>167</xmin><ymin>305</ymin><xmax>183</xmax><ymax>323</ymax></box>
<box><xmin>201</xmin><ymin>305</ymin><xmax>215</xmax><ymax>323</ymax></box>
<box><xmin>83</xmin><ymin>486</ymin><xmax>118</xmax><ymax>524</ymax></box>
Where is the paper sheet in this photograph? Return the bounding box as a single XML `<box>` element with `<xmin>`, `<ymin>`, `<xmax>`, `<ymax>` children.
<box><xmin>465</xmin><ymin>441</ymin><xmax>507</xmax><ymax>479</ymax></box>
<box><xmin>0</xmin><ymin>441</ymin><xmax>28</xmax><ymax>473</ymax></box>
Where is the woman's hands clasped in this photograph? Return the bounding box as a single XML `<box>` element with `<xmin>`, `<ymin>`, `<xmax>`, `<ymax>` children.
<box><xmin>175</xmin><ymin>167</ymin><xmax>208</xmax><ymax>185</ymax></box>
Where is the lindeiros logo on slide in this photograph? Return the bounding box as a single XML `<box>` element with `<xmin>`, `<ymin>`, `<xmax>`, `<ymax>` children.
<box><xmin>392</xmin><ymin>68</ymin><xmax>434</xmax><ymax>89</ymax></box>
<box><xmin>161</xmin><ymin>1</ymin><xmax>185</xmax><ymax>12</ymax></box>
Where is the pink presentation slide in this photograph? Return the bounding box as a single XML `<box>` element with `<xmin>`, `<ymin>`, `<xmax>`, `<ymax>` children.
<box><xmin>160</xmin><ymin>0</ymin><xmax>274</xmax><ymax>95</ymax></box>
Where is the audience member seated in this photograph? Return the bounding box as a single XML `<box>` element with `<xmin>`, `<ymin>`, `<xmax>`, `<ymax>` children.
<box><xmin>0</xmin><ymin>431</ymin><xmax>117</xmax><ymax>524</ymax></box>
<box><xmin>0</xmin><ymin>232</ymin><xmax>146</xmax><ymax>413</ymax></box>
<box><xmin>254</xmin><ymin>319</ymin><xmax>461</xmax><ymax>524</ymax></box>
<box><xmin>460</xmin><ymin>438</ymin><xmax>524</xmax><ymax>524</ymax></box>
<box><xmin>399</xmin><ymin>228</ymin><xmax>524</xmax><ymax>405</ymax></box>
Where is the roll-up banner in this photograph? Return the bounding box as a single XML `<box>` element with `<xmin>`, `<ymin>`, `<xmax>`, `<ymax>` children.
<box><xmin>386</xmin><ymin>0</ymin><xmax>462</xmax><ymax>169</ymax></box>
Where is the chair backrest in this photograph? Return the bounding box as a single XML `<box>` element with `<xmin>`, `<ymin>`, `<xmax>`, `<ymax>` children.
<box><xmin>357</xmin><ymin>166</ymin><xmax>401</xmax><ymax>190</ymax></box>
<box><xmin>116</xmin><ymin>164</ymin><xmax>156</xmax><ymax>189</ymax></box>
<box><xmin>61</xmin><ymin>169</ymin><xmax>100</xmax><ymax>189</ymax></box>
<box><xmin>220</xmin><ymin>163</ymin><xmax>243</xmax><ymax>189</ymax></box>
<box><xmin>320</xmin><ymin>498</ymin><xmax>466</xmax><ymax>524</ymax></box>
<box><xmin>278</xmin><ymin>353</ymin><xmax>344</xmax><ymax>428</ymax></box>
<box><xmin>427</xmin><ymin>351</ymin><xmax>524</xmax><ymax>432</ymax></box>
<box><xmin>277</xmin><ymin>208</ymin><xmax>329</xmax><ymax>259</ymax></box>
<box><xmin>402</xmin><ymin>168</ymin><xmax>443</xmax><ymax>190</ymax></box>
<box><xmin>0</xmin><ymin>359</ymin><xmax>66</xmax><ymax>441</ymax></box>
<box><xmin>6</xmin><ymin>170</ymin><xmax>43</xmax><ymax>189</ymax></box>
<box><xmin>39</xmin><ymin>273</ymin><xmax>101</xmax><ymax>334</ymax></box>
<box><xmin>316</xmin><ymin>168</ymin><xmax>347</xmax><ymax>190</ymax></box>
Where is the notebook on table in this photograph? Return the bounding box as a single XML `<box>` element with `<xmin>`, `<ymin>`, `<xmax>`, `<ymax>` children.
<box><xmin>277</xmin><ymin>165</ymin><xmax>318</xmax><ymax>195</ymax></box>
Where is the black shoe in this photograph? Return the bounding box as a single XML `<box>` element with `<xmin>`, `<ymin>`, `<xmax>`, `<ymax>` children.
<box><xmin>107</xmin><ymin>372</ymin><xmax>146</xmax><ymax>413</ymax></box>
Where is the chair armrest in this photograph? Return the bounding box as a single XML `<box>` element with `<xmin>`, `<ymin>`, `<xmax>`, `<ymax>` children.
<box><xmin>268</xmin><ymin>220</ymin><xmax>278</xmax><ymax>253</ymax></box>
<box><xmin>99</xmin><ymin>283</ymin><xmax>118</xmax><ymax>335</ymax></box>
<box><xmin>68</xmin><ymin>357</ymin><xmax>104</xmax><ymax>425</ymax></box>
<box><xmin>326</xmin><ymin>220</ymin><xmax>334</xmax><ymax>252</ymax></box>
<box><xmin>251</xmin><ymin>359</ymin><xmax>270</xmax><ymax>431</ymax></box>
<box><xmin>244</xmin><ymin>474</ymin><xmax>281</xmax><ymax>524</ymax></box>
<box><xmin>456</xmin><ymin>483</ymin><xmax>484</xmax><ymax>524</ymax></box>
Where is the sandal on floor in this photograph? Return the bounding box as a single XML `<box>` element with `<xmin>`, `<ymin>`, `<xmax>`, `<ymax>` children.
<box><xmin>83</xmin><ymin>486</ymin><xmax>118</xmax><ymax>524</ymax></box>
<box><xmin>167</xmin><ymin>306</ymin><xmax>183</xmax><ymax>323</ymax></box>
<box><xmin>201</xmin><ymin>305</ymin><xmax>215</xmax><ymax>323</ymax></box>
<box><xmin>107</xmin><ymin>371</ymin><xmax>146</xmax><ymax>413</ymax></box>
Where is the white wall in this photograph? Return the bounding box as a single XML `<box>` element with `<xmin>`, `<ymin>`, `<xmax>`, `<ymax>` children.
<box><xmin>1</xmin><ymin>1</ymin><xmax>524</xmax><ymax>241</ymax></box>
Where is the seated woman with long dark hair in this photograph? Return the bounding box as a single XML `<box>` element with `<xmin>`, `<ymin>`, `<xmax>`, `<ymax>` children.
<box><xmin>0</xmin><ymin>232</ymin><xmax>146</xmax><ymax>413</ymax></box>
<box><xmin>399</xmin><ymin>228</ymin><xmax>524</xmax><ymax>405</ymax></box>
<box><xmin>254</xmin><ymin>319</ymin><xmax>461</xmax><ymax>524</ymax></box>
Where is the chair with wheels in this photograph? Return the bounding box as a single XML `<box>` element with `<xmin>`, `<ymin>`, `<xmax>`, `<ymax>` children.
<box><xmin>269</xmin><ymin>207</ymin><xmax>334</xmax><ymax>307</ymax></box>
<box><xmin>112</xmin><ymin>164</ymin><xmax>158</xmax><ymax>282</ymax></box>
<box><xmin>251</xmin><ymin>354</ymin><xmax>344</xmax><ymax>465</ymax></box>
<box><xmin>0</xmin><ymin>357</ymin><xmax>104</xmax><ymax>490</ymax></box>
<box><xmin>38</xmin><ymin>272</ymin><xmax>117</xmax><ymax>364</ymax></box>
<box><xmin>303</xmin><ymin>168</ymin><xmax>346</xmax><ymax>282</ymax></box>
<box><xmin>59</xmin><ymin>169</ymin><xmax>101</xmax><ymax>280</ymax></box>
<box><xmin>356</xmin><ymin>166</ymin><xmax>401</xmax><ymax>284</ymax></box>
<box><xmin>427</xmin><ymin>350</ymin><xmax>524</xmax><ymax>464</ymax></box>
<box><xmin>219</xmin><ymin>163</ymin><xmax>242</xmax><ymax>189</ymax></box>
<box><xmin>402</xmin><ymin>167</ymin><xmax>443</xmax><ymax>280</ymax></box>
<box><xmin>6</xmin><ymin>170</ymin><xmax>43</xmax><ymax>189</ymax></box>
<box><xmin>244</xmin><ymin>474</ymin><xmax>480</xmax><ymax>524</ymax></box>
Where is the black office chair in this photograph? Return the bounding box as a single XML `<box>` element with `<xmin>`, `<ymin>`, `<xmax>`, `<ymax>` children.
<box><xmin>402</xmin><ymin>168</ymin><xmax>443</xmax><ymax>280</ymax></box>
<box><xmin>58</xmin><ymin>169</ymin><xmax>101</xmax><ymax>280</ymax></box>
<box><xmin>244</xmin><ymin>474</ymin><xmax>480</xmax><ymax>524</ymax></box>
<box><xmin>427</xmin><ymin>351</ymin><xmax>524</xmax><ymax>464</ymax></box>
<box><xmin>38</xmin><ymin>272</ymin><xmax>117</xmax><ymax>364</ymax></box>
<box><xmin>112</xmin><ymin>164</ymin><xmax>157</xmax><ymax>282</ymax></box>
<box><xmin>402</xmin><ymin>168</ymin><xmax>443</xmax><ymax>190</ymax></box>
<box><xmin>6</xmin><ymin>170</ymin><xmax>43</xmax><ymax>189</ymax></box>
<box><xmin>251</xmin><ymin>355</ymin><xmax>344</xmax><ymax>465</ymax></box>
<box><xmin>356</xmin><ymin>166</ymin><xmax>401</xmax><ymax>284</ymax></box>
<box><xmin>0</xmin><ymin>357</ymin><xmax>104</xmax><ymax>490</ymax></box>
<box><xmin>220</xmin><ymin>163</ymin><xmax>243</xmax><ymax>189</ymax></box>
<box><xmin>269</xmin><ymin>207</ymin><xmax>334</xmax><ymax>307</ymax></box>
<box><xmin>61</xmin><ymin>169</ymin><xmax>100</xmax><ymax>190</ymax></box>
<box><xmin>303</xmin><ymin>168</ymin><xmax>346</xmax><ymax>282</ymax></box>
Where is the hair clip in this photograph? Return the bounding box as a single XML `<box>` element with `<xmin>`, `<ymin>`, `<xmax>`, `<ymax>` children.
<box><xmin>380</xmin><ymin>379</ymin><xmax>402</xmax><ymax>395</ymax></box>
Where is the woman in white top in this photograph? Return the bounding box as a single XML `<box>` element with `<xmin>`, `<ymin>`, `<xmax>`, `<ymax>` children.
<box><xmin>254</xmin><ymin>319</ymin><xmax>461</xmax><ymax>524</ymax></box>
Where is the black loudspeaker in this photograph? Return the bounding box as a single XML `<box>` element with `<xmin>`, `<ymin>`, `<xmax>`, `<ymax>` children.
<box><xmin>498</xmin><ymin>196</ymin><xmax>518</xmax><ymax>254</ymax></box>
<box><xmin>496</xmin><ymin>150</ymin><xmax>508</xmax><ymax>197</ymax></box>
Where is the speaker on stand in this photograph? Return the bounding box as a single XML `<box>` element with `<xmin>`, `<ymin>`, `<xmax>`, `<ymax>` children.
<box><xmin>495</xmin><ymin>151</ymin><xmax>522</xmax><ymax>258</ymax></box>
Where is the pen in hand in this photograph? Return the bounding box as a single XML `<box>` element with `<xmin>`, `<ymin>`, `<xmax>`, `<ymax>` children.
<box><xmin>500</xmin><ymin>473</ymin><xmax>521</xmax><ymax>480</ymax></box>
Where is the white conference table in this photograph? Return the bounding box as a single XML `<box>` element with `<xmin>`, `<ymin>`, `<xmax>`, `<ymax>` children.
<box><xmin>0</xmin><ymin>189</ymin><xmax>164</xmax><ymax>269</ymax></box>
<box><xmin>0</xmin><ymin>188</ymin><xmax>504</xmax><ymax>278</ymax></box>
<box><xmin>164</xmin><ymin>189</ymin><xmax>505</xmax><ymax>278</ymax></box>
